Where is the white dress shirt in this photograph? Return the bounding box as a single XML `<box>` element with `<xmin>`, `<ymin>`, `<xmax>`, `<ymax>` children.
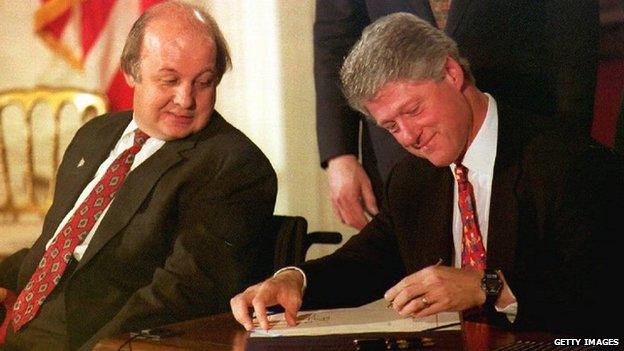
<box><xmin>450</xmin><ymin>93</ymin><xmax>498</xmax><ymax>268</ymax></box>
<box><xmin>45</xmin><ymin>119</ymin><xmax>165</xmax><ymax>261</ymax></box>
<box><xmin>450</xmin><ymin>94</ymin><xmax>517</xmax><ymax>318</ymax></box>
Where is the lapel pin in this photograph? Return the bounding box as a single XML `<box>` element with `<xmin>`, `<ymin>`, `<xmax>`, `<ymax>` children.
<box><xmin>77</xmin><ymin>158</ymin><xmax>85</xmax><ymax>167</ymax></box>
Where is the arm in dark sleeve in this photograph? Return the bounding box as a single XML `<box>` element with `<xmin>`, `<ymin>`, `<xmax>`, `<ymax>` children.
<box><xmin>81</xmin><ymin>151</ymin><xmax>277</xmax><ymax>350</ymax></box>
<box><xmin>0</xmin><ymin>249</ymin><xmax>29</xmax><ymax>292</ymax></box>
<box><xmin>301</xmin><ymin>210</ymin><xmax>405</xmax><ymax>309</ymax></box>
<box><xmin>509</xmin><ymin>140</ymin><xmax>623</xmax><ymax>334</ymax></box>
<box><xmin>314</xmin><ymin>0</ymin><xmax>369</xmax><ymax>167</ymax></box>
<box><xmin>0</xmin><ymin>249</ymin><xmax>28</xmax><ymax>325</ymax></box>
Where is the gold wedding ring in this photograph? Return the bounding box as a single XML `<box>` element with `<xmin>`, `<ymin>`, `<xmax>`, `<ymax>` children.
<box><xmin>421</xmin><ymin>296</ymin><xmax>430</xmax><ymax>307</ymax></box>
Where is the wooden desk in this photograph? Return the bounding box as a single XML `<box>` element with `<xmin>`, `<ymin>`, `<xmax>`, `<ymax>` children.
<box><xmin>94</xmin><ymin>313</ymin><xmax>561</xmax><ymax>351</ymax></box>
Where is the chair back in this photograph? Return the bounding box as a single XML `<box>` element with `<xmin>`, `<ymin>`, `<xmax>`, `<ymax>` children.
<box><xmin>0</xmin><ymin>87</ymin><xmax>108</xmax><ymax>220</ymax></box>
<box><xmin>270</xmin><ymin>215</ymin><xmax>309</xmax><ymax>269</ymax></box>
<box><xmin>268</xmin><ymin>215</ymin><xmax>343</xmax><ymax>271</ymax></box>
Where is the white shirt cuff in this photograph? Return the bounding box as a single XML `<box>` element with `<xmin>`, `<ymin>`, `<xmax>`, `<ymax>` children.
<box><xmin>273</xmin><ymin>266</ymin><xmax>307</xmax><ymax>293</ymax></box>
<box><xmin>495</xmin><ymin>301</ymin><xmax>517</xmax><ymax>323</ymax></box>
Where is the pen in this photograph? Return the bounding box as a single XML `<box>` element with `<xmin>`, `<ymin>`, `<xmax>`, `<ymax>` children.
<box><xmin>387</xmin><ymin>258</ymin><xmax>444</xmax><ymax>309</ymax></box>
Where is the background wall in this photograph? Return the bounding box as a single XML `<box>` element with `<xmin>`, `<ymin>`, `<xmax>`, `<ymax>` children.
<box><xmin>0</xmin><ymin>0</ymin><xmax>357</xmax><ymax>259</ymax></box>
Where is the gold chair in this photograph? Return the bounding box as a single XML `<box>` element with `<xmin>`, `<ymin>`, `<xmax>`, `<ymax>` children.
<box><xmin>0</xmin><ymin>87</ymin><xmax>108</xmax><ymax>221</ymax></box>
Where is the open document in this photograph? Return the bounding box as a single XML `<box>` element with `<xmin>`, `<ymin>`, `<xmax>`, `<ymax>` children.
<box><xmin>251</xmin><ymin>298</ymin><xmax>460</xmax><ymax>337</ymax></box>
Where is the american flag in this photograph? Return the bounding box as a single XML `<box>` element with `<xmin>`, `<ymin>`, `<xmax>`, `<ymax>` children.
<box><xmin>34</xmin><ymin>0</ymin><xmax>163</xmax><ymax>111</ymax></box>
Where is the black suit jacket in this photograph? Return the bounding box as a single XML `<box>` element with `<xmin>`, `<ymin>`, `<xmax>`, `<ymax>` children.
<box><xmin>0</xmin><ymin>111</ymin><xmax>277</xmax><ymax>350</ymax></box>
<box><xmin>303</xmin><ymin>104</ymin><xmax>622</xmax><ymax>334</ymax></box>
<box><xmin>314</xmin><ymin>0</ymin><xmax>599</xmax><ymax>200</ymax></box>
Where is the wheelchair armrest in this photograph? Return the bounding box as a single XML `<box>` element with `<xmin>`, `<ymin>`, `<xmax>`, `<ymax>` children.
<box><xmin>304</xmin><ymin>231</ymin><xmax>342</xmax><ymax>252</ymax></box>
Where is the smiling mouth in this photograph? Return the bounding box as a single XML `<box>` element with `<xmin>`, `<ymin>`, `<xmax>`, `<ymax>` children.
<box><xmin>415</xmin><ymin>133</ymin><xmax>435</xmax><ymax>150</ymax></box>
<box><xmin>164</xmin><ymin>111</ymin><xmax>194</xmax><ymax>120</ymax></box>
<box><xmin>167</xmin><ymin>111</ymin><xmax>192</xmax><ymax>118</ymax></box>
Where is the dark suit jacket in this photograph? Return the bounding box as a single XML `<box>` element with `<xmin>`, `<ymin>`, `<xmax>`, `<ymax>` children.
<box><xmin>303</xmin><ymin>104</ymin><xmax>622</xmax><ymax>334</ymax></box>
<box><xmin>0</xmin><ymin>111</ymin><xmax>277</xmax><ymax>350</ymax></box>
<box><xmin>314</xmin><ymin>0</ymin><xmax>599</xmax><ymax>200</ymax></box>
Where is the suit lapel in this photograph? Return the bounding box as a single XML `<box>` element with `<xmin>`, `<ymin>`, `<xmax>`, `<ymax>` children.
<box><xmin>46</xmin><ymin>115</ymin><xmax>130</xmax><ymax>232</ymax></box>
<box><xmin>410</xmin><ymin>0</ymin><xmax>470</xmax><ymax>35</ymax></box>
<box><xmin>400</xmin><ymin>164</ymin><xmax>454</xmax><ymax>271</ymax></box>
<box><xmin>445</xmin><ymin>0</ymin><xmax>471</xmax><ymax>36</ymax></box>
<box><xmin>420</xmin><ymin>169</ymin><xmax>454</xmax><ymax>268</ymax></box>
<box><xmin>74</xmin><ymin>136</ymin><xmax>196</xmax><ymax>270</ymax></box>
<box><xmin>20</xmin><ymin>113</ymin><xmax>130</xmax><ymax>280</ymax></box>
<box><xmin>486</xmin><ymin>105</ymin><xmax>522</xmax><ymax>273</ymax></box>
<box><xmin>408</xmin><ymin>0</ymin><xmax>436</xmax><ymax>25</ymax></box>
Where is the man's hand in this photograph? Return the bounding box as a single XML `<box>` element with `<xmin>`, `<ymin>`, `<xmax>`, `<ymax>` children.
<box><xmin>230</xmin><ymin>270</ymin><xmax>304</xmax><ymax>331</ymax></box>
<box><xmin>327</xmin><ymin>155</ymin><xmax>379</xmax><ymax>229</ymax></box>
<box><xmin>384</xmin><ymin>265</ymin><xmax>485</xmax><ymax>318</ymax></box>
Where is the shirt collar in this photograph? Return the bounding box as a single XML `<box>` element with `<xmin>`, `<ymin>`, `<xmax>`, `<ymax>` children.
<box><xmin>121</xmin><ymin>118</ymin><xmax>139</xmax><ymax>140</ymax></box>
<box><xmin>451</xmin><ymin>93</ymin><xmax>498</xmax><ymax>176</ymax></box>
<box><xmin>124</xmin><ymin>117</ymin><xmax>166</xmax><ymax>143</ymax></box>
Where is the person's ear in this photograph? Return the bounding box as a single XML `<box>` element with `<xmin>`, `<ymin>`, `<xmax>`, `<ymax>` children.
<box><xmin>123</xmin><ymin>71</ymin><xmax>137</xmax><ymax>88</ymax></box>
<box><xmin>443</xmin><ymin>56</ymin><xmax>465</xmax><ymax>90</ymax></box>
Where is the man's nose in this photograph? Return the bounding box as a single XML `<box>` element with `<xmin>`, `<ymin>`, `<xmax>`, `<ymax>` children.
<box><xmin>173</xmin><ymin>84</ymin><xmax>194</xmax><ymax>109</ymax></box>
<box><xmin>395</xmin><ymin>121</ymin><xmax>422</xmax><ymax>148</ymax></box>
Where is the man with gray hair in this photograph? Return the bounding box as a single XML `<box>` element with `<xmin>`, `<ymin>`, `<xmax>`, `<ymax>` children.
<box><xmin>231</xmin><ymin>13</ymin><xmax>620</xmax><ymax>335</ymax></box>
<box><xmin>315</xmin><ymin>1</ymin><xmax>599</xmax><ymax>232</ymax></box>
<box><xmin>0</xmin><ymin>2</ymin><xmax>276</xmax><ymax>350</ymax></box>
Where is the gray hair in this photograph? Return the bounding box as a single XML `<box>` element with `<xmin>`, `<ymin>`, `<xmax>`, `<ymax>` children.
<box><xmin>340</xmin><ymin>12</ymin><xmax>474</xmax><ymax>115</ymax></box>
<box><xmin>120</xmin><ymin>1</ymin><xmax>231</xmax><ymax>83</ymax></box>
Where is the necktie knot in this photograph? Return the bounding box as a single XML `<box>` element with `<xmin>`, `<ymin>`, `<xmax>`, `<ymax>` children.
<box><xmin>454</xmin><ymin>164</ymin><xmax>468</xmax><ymax>183</ymax></box>
<box><xmin>134</xmin><ymin>129</ymin><xmax>150</xmax><ymax>147</ymax></box>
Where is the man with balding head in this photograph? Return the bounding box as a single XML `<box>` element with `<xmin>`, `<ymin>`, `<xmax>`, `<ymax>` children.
<box><xmin>0</xmin><ymin>2</ymin><xmax>276</xmax><ymax>350</ymax></box>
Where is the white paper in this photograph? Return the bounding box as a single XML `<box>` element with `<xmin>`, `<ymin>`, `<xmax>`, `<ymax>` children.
<box><xmin>250</xmin><ymin>298</ymin><xmax>460</xmax><ymax>337</ymax></box>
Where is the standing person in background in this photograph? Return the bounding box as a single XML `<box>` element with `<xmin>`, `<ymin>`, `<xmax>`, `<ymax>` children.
<box><xmin>0</xmin><ymin>2</ymin><xmax>277</xmax><ymax>350</ymax></box>
<box><xmin>315</xmin><ymin>0</ymin><xmax>600</xmax><ymax>229</ymax></box>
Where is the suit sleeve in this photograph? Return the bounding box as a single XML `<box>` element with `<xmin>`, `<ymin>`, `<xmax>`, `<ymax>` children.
<box><xmin>81</xmin><ymin>149</ymin><xmax>277</xmax><ymax>350</ymax></box>
<box><xmin>314</xmin><ymin>0</ymin><xmax>369</xmax><ymax>167</ymax></box>
<box><xmin>0</xmin><ymin>249</ymin><xmax>29</xmax><ymax>293</ymax></box>
<box><xmin>300</xmin><ymin>208</ymin><xmax>405</xmax><ymax>309</ymax></box>
<box><xmin>508</xmin><ymin>140</ymin><xmax>623</xmax><ymax>334</ymax></box>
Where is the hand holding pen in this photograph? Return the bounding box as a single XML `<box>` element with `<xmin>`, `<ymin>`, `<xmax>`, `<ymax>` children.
<box><xmin>383</xmin><ymin>258</ymin><xmax>485</xmax><ymax>318</ymax></box>
<box><xmin>384</xmin><ymin>258</ymin><xmax>444</xmax><ymax>308</ymax></box>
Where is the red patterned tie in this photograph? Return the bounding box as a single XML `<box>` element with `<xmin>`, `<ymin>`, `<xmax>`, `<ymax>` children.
<box><xmin>11</xmin><ymin>129</ymin><xmax>149</xmax><ymax>331</ymax></box>
<box><xmin>454</xmin><ymin>164</ymin><xmax>486</xmax><ymax>269</ymax></box>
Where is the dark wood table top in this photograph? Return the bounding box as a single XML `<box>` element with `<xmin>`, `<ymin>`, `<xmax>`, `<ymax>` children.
<box><xmin>94</xmin><ymin>313</ymin><xmax>564</xmax><ymax>351</ymax></box>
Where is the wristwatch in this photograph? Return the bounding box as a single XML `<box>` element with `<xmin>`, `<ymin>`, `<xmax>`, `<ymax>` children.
<box><xmin>481</xmin><ymin>269</ymin><xmax>503</xmax><ymax>309</ymax></box>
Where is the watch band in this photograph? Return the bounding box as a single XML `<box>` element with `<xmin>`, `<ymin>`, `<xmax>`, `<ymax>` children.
<box><xmin>481</xmin><ymin>269</ymin><xmax>503</xmax><ymax>309</ymax></box>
